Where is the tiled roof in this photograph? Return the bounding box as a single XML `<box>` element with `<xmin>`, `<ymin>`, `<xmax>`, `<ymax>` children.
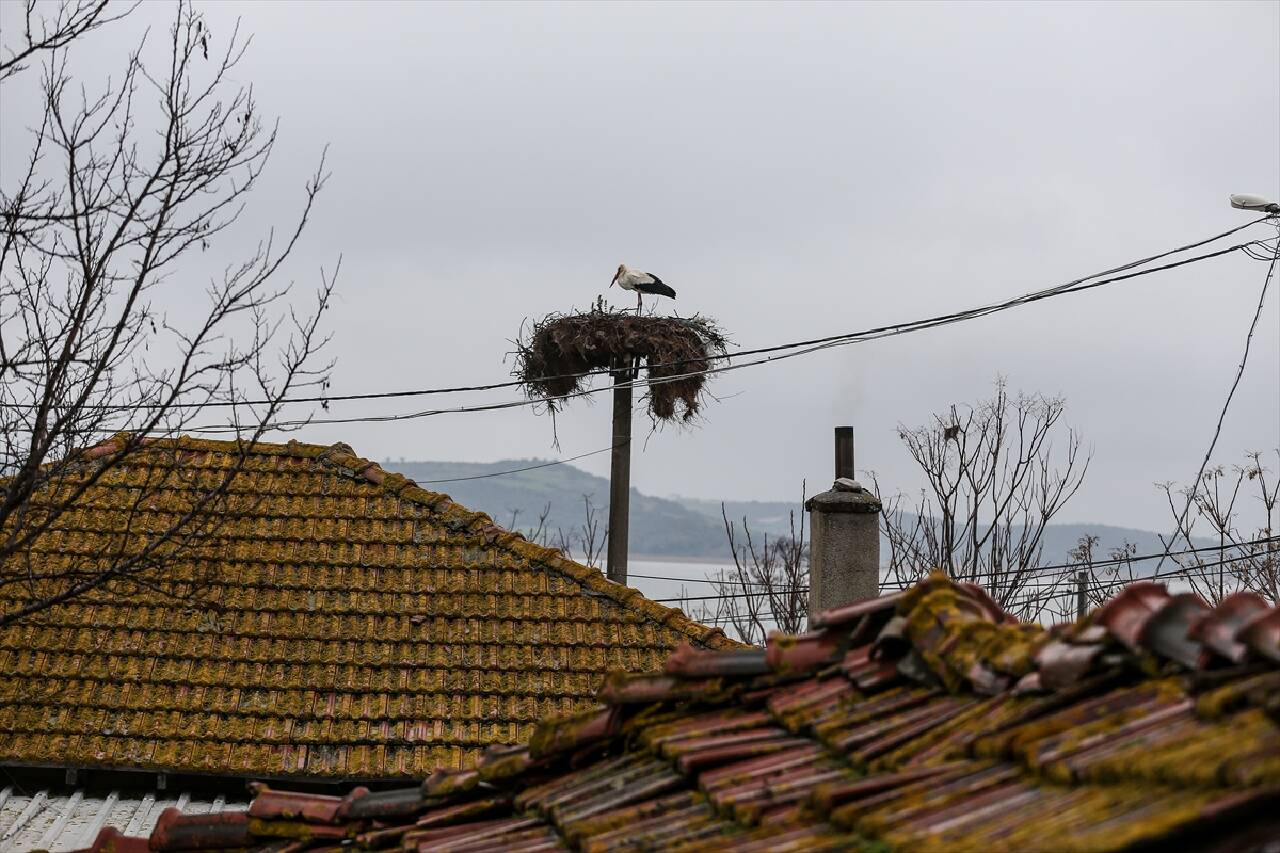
<box><xmin>82</xmin><ymin>572</ymin><xmax>1280</xmax><ymax>852</ymax></box>
<box><xmin>0</xmin><ymin>436</ymin><xmax>734</xmax><ymax>781</ymax></box>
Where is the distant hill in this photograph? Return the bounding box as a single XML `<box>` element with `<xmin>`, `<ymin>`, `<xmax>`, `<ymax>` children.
<box><xmin>391</xmin><ymin>458</ymin><xmax>1195</xmax><ymax>563</ymax></box>
<box><xmin>678</xmin><ymin>497</ymin><xmax>1197</xmax><ymax>566</ymax></box>
<box><xmin>390</xmin><ymin>458</ymin><xmax>726</xmax><ymax>557</ymax></box>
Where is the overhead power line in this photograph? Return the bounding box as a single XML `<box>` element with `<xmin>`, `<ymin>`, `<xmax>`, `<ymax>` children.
<box><xmin>665</xmin><ymin>546</ymin><xmax>1273</xmax><ymax>607</ymax></box>
<box><xmin>628</xmin><ymin>572</ymin><xmax>771</xmax><ymax>586</ymax></box>
<box><xmin>13</xmin><ymin>216</ymin><xmax>1270</xmax><ymax>423</ymax></box>
<box><xmin>410</xmin><ymin>445</ymin><xmax>617</xmax><ymax>485</ymax></box>
<box><xmin>198</xmin><ymin>215</ymin><xmax>1280</xmax><ymax>409</ymax></box>
<box><xmin>1153</xmin><ymin>247</ymin><xmax>1279</xmax><ymax>574</ymax></box>
<box><xmin>888</xmin><ymin>534</ymin><xmax>1280</xmax><ymax>584</ymax></box>
<box><xmin>1005</xmin><ymin>548</ymin><xmax>1277</xmax><ymax>612</ymax></box>
<box><xmin>656</xmin><ymin>588</ymin><xmax>811</xmax><ymax>604</ymax></box>
<box><xmin>177</xmin><ymin>230</ymin><xmax>1277</xmax><ymax>435</ymax></box>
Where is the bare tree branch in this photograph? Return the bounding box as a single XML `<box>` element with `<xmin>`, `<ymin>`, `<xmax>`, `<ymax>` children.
<box><xmin>0</xmin><ymin>1</ymin><xmax>138</xmax><ymax>82</ymax></box>
<box><xmin>0</xmin><ymin>1</ymin><xmax>337</xmax><ymax>623</ymax></box>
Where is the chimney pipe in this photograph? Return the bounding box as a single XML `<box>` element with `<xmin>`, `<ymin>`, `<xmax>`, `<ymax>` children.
<box><xmin>834</xmin><ymin>426</ymin><xmax>854</xmax><ymax>480</ymax></box>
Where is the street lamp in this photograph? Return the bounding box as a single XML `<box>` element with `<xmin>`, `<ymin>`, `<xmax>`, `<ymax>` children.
<box><xmin>1229</xmin><ymin>193</ymin><xmax>1280</xmax><ymax>214</ymax></box>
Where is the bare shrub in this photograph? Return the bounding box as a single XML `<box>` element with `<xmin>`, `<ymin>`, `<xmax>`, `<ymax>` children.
<box><xmin>1157</xmin><ymin>450</ymin><xmax>1279</xmax><ymax>603</ymax></box>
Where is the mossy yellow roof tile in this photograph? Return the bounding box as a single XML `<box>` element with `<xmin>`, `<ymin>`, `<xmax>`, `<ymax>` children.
<box><xmin>122</xmin><ymin>573</ymin><xmax>1280</xmax><ymax>852</ymax></box>
<box><xmin>0</xmin><ymin>436</ymin><xmax>736</xmax><ymax>780</ymax></box>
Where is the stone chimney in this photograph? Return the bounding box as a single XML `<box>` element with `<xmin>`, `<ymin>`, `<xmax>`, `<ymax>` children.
<box><xmin>805</xmin><ymin>426</ymin><xmax>882</xmax><ymax>624</ymax></box>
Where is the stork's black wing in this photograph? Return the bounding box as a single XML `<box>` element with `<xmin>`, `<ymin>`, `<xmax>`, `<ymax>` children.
<box><xmin>634</xmin><ymin>274</ymin><xmax>676</xmax><ymax>299</ymax></box>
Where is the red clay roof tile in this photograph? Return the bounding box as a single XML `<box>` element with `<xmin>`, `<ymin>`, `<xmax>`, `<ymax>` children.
<box><xmin>86</xmin><ymin>571</ymin><xmax>1280</xmax><ymax>852</ymax></box>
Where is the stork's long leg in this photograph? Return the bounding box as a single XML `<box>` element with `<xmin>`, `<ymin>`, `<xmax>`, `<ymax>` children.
<box><xmin>636</xmin><ymin>292</ymin><xmax>642</xmax><ymax>315</ymax></box>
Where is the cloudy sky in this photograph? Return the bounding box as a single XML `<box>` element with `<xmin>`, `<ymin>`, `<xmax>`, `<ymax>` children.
<box><xmin>3</xmin><ymin>1</ymin><xmax>1278</xmax><ymax>531</ymax></box>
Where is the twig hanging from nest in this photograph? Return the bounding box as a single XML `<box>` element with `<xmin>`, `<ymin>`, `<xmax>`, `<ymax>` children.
<box><xmin>513</xmin><ymin>301</ymin><xmax>729</xmax><ymax>423</ymax></box>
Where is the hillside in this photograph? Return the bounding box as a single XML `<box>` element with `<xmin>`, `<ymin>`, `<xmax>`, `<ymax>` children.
<box><xmin>390</xmin><ymin>458</ymin><xmax>727</xmax><ymax>557</ymax></box>
<box><xmin>392</xmin><ymin>458</ymin><xmax>1194</xmax><ymax>563</ymax></box>
<box><xmin>678</xmin><ymin>498</ymin><xmax>1195</xmax><ymax>565</ymax></box>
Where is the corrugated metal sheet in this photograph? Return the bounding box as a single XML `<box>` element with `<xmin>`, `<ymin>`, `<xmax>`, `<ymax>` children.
<box><xmin>0</xmin><ymin>787</ymin><xmax>243</xmax><ymax>852</ymax></box>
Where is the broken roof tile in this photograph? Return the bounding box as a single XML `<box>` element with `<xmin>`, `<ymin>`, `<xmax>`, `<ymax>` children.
<box><xmin>246</xmin><ymin>786</ymin><xmax>355</xmax><ymax>824</ymax></box>
<box><xmin>1189</xmin><ymin>591</ymin><xmax>1272</xmax><ymax>664</ymax></box>
<box><xmin>1141</xmin><ymin>593</ymin><xmax>1214</xmax><ymax>669</ymax></box>
<box><xmin>1092</xmin><ymin>581</ymin><xmax>1174</xmax><ymax>652</ymax></box>
<box><xmin>149</xmin><ymin>808</ymin><xmax>254</xmax><ymax>851</ymax></box>
<box><xmin>807</xmin><ymin>590</ymin><xmax>905</xmax><ymax>630</ymax></box>
<box><xmin>1238</xmin><ymin>607</ymin><xmax>1280</xmax><ymax>664</ymax></box>
<box><xmin>765</xmin><ymin>629</ymin><xmax>846</xmax><ymax>674</ymax></box>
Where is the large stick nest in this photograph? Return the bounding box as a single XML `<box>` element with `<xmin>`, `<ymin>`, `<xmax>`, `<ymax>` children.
<box><xmin>514</xmin><ymin>304</ymin><xmax>728</xmax><ymax>422</ymax></box>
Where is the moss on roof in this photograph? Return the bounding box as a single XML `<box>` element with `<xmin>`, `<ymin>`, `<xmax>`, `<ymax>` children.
<box><xmin>0</xmin><ymin>436</ymin><xmax>735</xmax><ymax>780</ymax></box>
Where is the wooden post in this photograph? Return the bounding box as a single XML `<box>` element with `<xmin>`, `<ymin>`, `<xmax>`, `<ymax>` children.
<box><xmin>1076</xmin><ymin>569</ymin><xmax>1088</xmax><ymax>620</ymax></box>
<box><xmin>606</xmin><ymin>360</ymin><xmax>633</xmax><ymax>584</ymax></box>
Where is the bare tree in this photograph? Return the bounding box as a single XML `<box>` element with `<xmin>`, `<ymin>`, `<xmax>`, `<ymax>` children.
<box><xmin>685</xmin><ymin>490</ymin><xmax>808</xmax><ymax>646</ymax></box>
<box><xmin>0</xmin><ymin>1</ymin><xmax>336</xmax><ymax>624</ymax></box>
<box><xmin>875</xmin><ymin>378</ymin><xmax>1090</xmax><ymax>617</ymax></box>
<box><xmin>1156</xmin><ymin>450</ymin><xmax>1279</xmax><ymax>603</ymax></box>
<box><xmin>510</xmin><ymin>495</ymin><xmax>609</xmax><ymax>570</ymax></box>
<box><xmin>553</xmin><ymin>495</ymin><xmax>607</xmax><ymax>570</ymax></box>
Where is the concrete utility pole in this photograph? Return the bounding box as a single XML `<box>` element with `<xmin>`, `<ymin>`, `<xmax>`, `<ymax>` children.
<box><xmin>606</xmin><ymin>358</ymin><xmax>633</xmax><ymax>584</ymax></box>
<box><xmin>806</xmin><ymin>426</ymin><xmax>882</xmax><ymax>624</ymax></box>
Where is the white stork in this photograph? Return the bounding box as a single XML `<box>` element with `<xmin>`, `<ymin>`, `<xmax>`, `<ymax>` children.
<box><xmin>610</xmin><ymin>264</ymin><xmax>676</xmax><ymax>314</ymax></box>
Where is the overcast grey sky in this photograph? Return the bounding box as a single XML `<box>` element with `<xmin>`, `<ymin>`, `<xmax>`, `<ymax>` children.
<box><xmin>3</xmin><ymin>0</ymin><xmax>1278</xmax><ymax>531</ymax></box>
